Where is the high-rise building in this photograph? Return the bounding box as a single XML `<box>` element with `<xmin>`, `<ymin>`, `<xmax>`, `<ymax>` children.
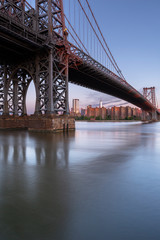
<box><xmin>99</xmin><ymin>100</ymin><xmax>102</xmax><ymax>108</ymax></box>
<box><xmin>72</xmin><ymin>99</ymin><xmax>79</xmax><ymax>114</ymax></box>
<box><xmin>126</xmin><ymin>106</ymin><xmax>132</xmax><ymax>118</ymax></box>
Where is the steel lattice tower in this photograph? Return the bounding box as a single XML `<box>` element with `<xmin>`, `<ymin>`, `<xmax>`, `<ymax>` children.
<box><xmin>143</xmin><ymin>87</ymin><xmax>156</xmax><ymax>108</ymax></box>
<box><xmin>36</xmin><ymin>0</ymin><xmax>69</xmax><ymax>114</ymax></box>
<box><xmin>0</xmin><ymin>0</ymin><xmax>69</xmax><ymax>115</ymax></box>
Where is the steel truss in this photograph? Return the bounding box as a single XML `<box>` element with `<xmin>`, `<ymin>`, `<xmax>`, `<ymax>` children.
<box><xmin>0</xmin><ymin>0</ymin><xmax>36</xmax><ymax>29</ymax></box>
<box><xmin>0</xmin><ymin>60</ymin><xmax>35</xmax><ymax>115</ymax></box>
<box><xmin>36</xmin><ymin>0</ymin><xmax>69</xmax><ymax>114</ymax></box>
<box><xmin>0</xmin><ymin>65</ymin><xmax>5</xmax><ymax>114</ymax></box>
<box><xmin>143</xmin><ymin>87</ymin><xmax>156</xmax><ymax>108</ymax></box>
<box><xmin>0</xmin><ymin>65</ymin><xmax>10</xmax><ymax>115</ymax></box>
<box><xmin>0</xmin><ymin>0</ymin><xmax>69</xmax><ymax>115</ymax></box>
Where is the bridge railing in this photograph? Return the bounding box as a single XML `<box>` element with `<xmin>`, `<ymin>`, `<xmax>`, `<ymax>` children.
<box><xmin>68</xmin><ymin>42</ymin><xmax>128</xmax><ymax>85</ymax></box>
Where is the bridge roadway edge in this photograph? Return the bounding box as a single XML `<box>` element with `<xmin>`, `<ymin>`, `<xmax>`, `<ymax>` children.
<box><xmin>0</xmin><ymin>115</ymin><xmax>75</xmax><ymax>132</ymax></box>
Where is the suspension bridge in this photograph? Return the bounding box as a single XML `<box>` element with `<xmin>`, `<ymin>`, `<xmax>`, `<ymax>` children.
<box><xmin>0</xmin><ymin>0</ymin><xmax>159</xmax><ymax>131</ymax></box>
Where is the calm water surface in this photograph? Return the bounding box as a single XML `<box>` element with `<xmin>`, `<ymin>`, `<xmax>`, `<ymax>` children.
<box><xmin>0</xmin><ymin>121</ymin><xmax>160</xmax><ymax>240</ymax></box>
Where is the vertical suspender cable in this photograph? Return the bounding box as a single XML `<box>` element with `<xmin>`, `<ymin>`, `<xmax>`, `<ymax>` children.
<box><xmin>85</xmin><ymin>0</ymin><xmax>125</xmax><ymax>80</ymax></box>
<box><xmin>77</xmin><ymin>0</ymin><xmax>119</xmax><ymax>75</ymax></box>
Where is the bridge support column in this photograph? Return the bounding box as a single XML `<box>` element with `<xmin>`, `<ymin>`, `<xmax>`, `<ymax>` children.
<box><xmin>34</xmin><ymin>50</ymin><xmax>55</xmax><ymax>115</ymax></box>
<box><xmin>151</xmin><ymin>110</ymin><xmax>157</xmax><ymax>121</ymax></box>
<box><xmin>53</xmin><ymin>47</ymin><xmax>69</xmax><ymax>115</ymax></box>
<box><xmin>47</xmin><ymin>49</ymin><xmax>54</xmax><ymax>114</ymax></box>
<box><xmin>141</xmin><ymin>110</ymin><xmax>147</xmax><ymax>121</ymax></box>
<box><xmin>13</xmin><ymin>79</ymin><xmax>18</xmax><ymax>116</ymax></box>
<box><xmin>0</xmin><ymin>64</ymin><xmax>9</xmax><ymax>115</ymax></box>
<box><xmin>34</xmin><ymin>47</ymin><xmax>69</xmax><ymax>115</ymax></box>
<box><xmin>64</xmin><ymin>54</ymin><xmax>69</xmax><ymax>115</ymax></box>
<box><xmin>3</xmin><ymin>65</ymin><xmax>9</xmax><ymax>115</ymax></box>
<box><xmin>35</xmin><ymin>55</ymin><xmax>40</xmax><ymax>115</ymax></box>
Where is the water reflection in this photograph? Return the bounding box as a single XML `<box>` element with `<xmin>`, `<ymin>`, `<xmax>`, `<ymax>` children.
<box><xmin>0</xmin><ymin>122</ymin><xmax>160</xmax><ymax>240</ymax></box>
<box><xmin>0</xmin><ymin>131</ymin><xmax>75</xmax><ymax>168</ymax></box>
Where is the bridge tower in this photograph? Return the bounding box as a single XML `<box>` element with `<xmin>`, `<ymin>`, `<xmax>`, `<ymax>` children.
<box><xmin>35</xmin><ymin>0</ymin><xmax>69</xmax><ymax>115</ymax></box>
<box><xmin>143</xmin><ymin>87</ymin><xmax>157</xmax><ymax>121</ymax></box>
<box><xmin>0</xmin><ymin>0</ymin><xmax>74</xmax><ymax>131</ymax></box>
<box><xmin>143</xmin><ymin>87</ymin><xmax>156</xmax><ymax>108</ymax></box>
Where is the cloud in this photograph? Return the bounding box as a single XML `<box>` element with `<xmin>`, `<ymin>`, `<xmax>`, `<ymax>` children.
<box><xmin>81</xmin><ymin>90</ymin><xmax>136</xmax><ymax>108</ymax></box>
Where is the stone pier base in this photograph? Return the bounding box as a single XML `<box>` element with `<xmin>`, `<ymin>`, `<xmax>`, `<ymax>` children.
<box><xmin>0</xmin><ymin>115</ymin><xmax>75</xmax><ymax>132</ymax></box>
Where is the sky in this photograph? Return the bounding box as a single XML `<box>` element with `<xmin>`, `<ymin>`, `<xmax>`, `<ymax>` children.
<box><xmin>26</xmin><ymin>0</ymin><xmax>160</xmax><ymax>113</ymax></box>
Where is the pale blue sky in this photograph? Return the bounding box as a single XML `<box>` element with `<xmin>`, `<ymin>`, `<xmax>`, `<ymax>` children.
<box><xmin>26</xmin><ymin>0</ymin><xmax>160</xmax><ymax>112</ymax></box>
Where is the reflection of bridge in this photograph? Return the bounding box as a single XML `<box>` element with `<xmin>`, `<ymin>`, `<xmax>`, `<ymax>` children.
<box><xmin>0</xmin><ymin>0</ymin><xmax>159</xmax><ymax>131</ymax></box>
<box><xmin>0</xmin><ymin>130</ymin><xmax>73</xmax><ymax>167</ymax></box>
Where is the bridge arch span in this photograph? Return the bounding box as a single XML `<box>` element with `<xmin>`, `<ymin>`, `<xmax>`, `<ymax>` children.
<box><xmin>6</xmin><ymin>67</ymin><xmax>36</xmax><ymax>116</ymax></box>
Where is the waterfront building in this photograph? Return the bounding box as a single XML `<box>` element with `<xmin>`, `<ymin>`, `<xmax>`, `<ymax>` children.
<box><xmin>83</xmin><ymin>104</ymin><xmax>142</xmax><ymax>120</ymax></box>
<box><xmin>120</xmin><ymin>106</ymin><xmax>127</xmax><ymax>119</ymax></box>
<box><xmin>87</xmin><ymin>105</ymin><xmax>106</xmax><ymax>119</ymax></box>
<box><xmin>126</xmin><ymin>106</ymin><xmax>132</xmax><ymax>118</ymax></box>
<box><xmin>111</xmin><ymin>106</ymin><xmax>120</xmax><ymax>120</ymax></box>
<box><xmin>107</xmin><ymin>108</ymin><xmax>111</xmax><ymax>118</ymax></box>
<box><xmin>87</xmin><ymin>105</ymin><xmax>95</xmax><ymax>118</ymax></box>
<box><xmin>72</xmin><ymin>99</ymin><xmax>79</xmax><ymax>114</ymax></box>
<box><xmin>100</xmin><ymin>107</ymin><xmax>107</xmax><ymax>119</ymax></box>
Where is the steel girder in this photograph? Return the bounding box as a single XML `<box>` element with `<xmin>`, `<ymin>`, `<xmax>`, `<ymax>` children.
<box><xmin>0</xmin><ymin>0</ymin><xmax>36</xmax><ymax>30</ymax></box>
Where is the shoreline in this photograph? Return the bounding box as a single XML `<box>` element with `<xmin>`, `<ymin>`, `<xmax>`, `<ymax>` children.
<box><xmin>75</xmin><ymin>120</ymin><xmax>142</xmax><ymax>122</ymax></box>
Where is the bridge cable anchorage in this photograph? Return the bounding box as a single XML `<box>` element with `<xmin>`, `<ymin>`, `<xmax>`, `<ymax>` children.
<box><xmin>76</xmin><ymin>0</ymin><xmax>124</xmax><ymax>79</ymax></box>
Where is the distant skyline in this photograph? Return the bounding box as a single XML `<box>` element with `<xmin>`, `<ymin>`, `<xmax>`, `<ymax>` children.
<box><xmin>26</xmin><ymin>0</ymin><xmax>160</xmax><ymax>113</ymax></box>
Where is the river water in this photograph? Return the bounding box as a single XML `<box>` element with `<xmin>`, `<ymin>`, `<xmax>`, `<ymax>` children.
<box><xmin>0</xmin><ymin>121</ymin><xmax>160</xmax><ymax>240</ymax></box>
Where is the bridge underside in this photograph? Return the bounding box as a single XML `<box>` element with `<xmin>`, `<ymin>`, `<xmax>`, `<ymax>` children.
<box><xmin>68</xmin><ymin>60</ymin><xmax>160</xmax><ymax>121</ymax></box>
<box><xmin>69</xmin><ymin>62</ymin><xmax>156</xmax><ymax>113</ymax></box>
<box><xmin>0</xmin><ymin>13</ymin><xmax>44</xmax><ymax>64</ymax></box>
